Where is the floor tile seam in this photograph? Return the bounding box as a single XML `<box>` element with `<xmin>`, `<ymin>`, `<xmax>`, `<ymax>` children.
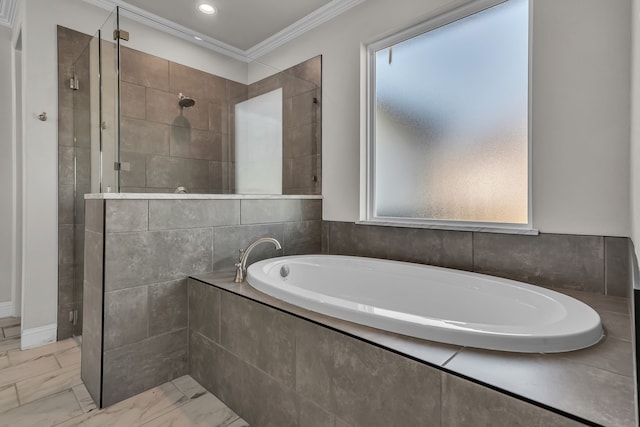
<box><xmin>16</xmin><ymin>374</ymin><xmax>84</xmax><ymax>406</ymax></box>
<box><xmin>8</xmin><ymin>347</ymin><xmax>76</xmax><ymax>368</ymax></box>
<box><xmin>13</xmin><ymin>361</ymin><xmax>83</xmax><ymax>387</ymax></box>
<box><xmin>0</xmin><ymin>357</ymin><xmax>61</xmax><ymax>387</ymax></box>
<box><xmin>137</xmin><ymin>394</ymin><xmax>235</xmax><ymax>427</ymax></box>
<box><xmin>135</xmin><ymin>389</ymin><xmax>194</xmax><ymax>426</ymax></box>
<box><xmin>137</xmin><ymin>400</ymin><xmax>193</xmax><ymax>426</ymax></box>
<box><xmin>69</xmin><ymin>383</ymin><xmax>86</xmax><ymax>417</ymax></box>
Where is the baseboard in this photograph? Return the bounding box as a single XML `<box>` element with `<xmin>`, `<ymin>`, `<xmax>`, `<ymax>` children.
<box><xmin>0</xmin><ymin>301</ymin><xmax>12</xmax><ymax>318</ymax></box>
<box><xmin>21</xmin><ymin>323</ymin><xmax>57</xmax><ymax>350</ymax></box>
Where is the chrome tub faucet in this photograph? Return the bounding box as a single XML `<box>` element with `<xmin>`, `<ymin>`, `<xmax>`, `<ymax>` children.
<box><xmin>234</xmin><ymin>237</ymin><xmax>282</xmax><ymax>282</ymax></box>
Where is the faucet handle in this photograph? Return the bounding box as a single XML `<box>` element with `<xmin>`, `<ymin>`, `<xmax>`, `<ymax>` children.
<box><xmin>238</xmin><ymin>248</ymin><xmax>245</xmax><ymax>262</ymax></box>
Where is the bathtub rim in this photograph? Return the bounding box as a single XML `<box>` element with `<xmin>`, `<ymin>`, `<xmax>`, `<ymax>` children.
<box><xmin>246</xmin><ymin>254</ymin><xmax>604</xmax><ymax>354</ymax></box>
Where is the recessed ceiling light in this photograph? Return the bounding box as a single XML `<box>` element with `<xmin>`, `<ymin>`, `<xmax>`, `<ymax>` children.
<box><xmin>194</xmin><ymin>36</ymin><xmax>203</xmax><ymax>41</ymax></box>
<box><xmin>197</xmin><ymin>3</ymin><xmax>216</xmax><ymax>15</ymax></box>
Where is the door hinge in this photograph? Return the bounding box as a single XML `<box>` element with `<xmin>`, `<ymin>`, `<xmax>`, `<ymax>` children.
<box><xmin>69</xmin><ymin>76</ymin><xmax>79</xmax><ymax>91</ymax></box>
<box><xmin>69</xmin><ymin>310</ymin><xmax>78</xmax><ymax>325</ymax></box>
<box><xmin>114</xmin><ymin>162</ymin><xmax>121</xmax><ymax>171</ymax></box>
<box><xmin>113</xmin><ymin>29</ymin><xmax>130</xmax><ymax>41</ymax></box>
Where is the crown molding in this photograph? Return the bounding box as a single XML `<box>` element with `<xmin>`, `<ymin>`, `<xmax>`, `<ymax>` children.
<box><xmin>81</xmin><ymin>0</ymin><xmax>249</xmax><ymax>62</ymax></box>
<box><xmin>0</xmin><ymin>0</ymin><xmax>17</xmax><ymax>28</ymax></box>
<box><xmin>245</xmin><ymin>0</ymin><xmax>366</xmax><ymax>60</ymax></box>
<box><xmin>81</xmin><ymin>0</ymin><xmax>365</xmax><ymax>61</ymax></box>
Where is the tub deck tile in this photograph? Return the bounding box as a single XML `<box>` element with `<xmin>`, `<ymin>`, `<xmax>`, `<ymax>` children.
<box><xmin>191</xmin><ymin>272</ymin><xmax>635</xmax><ymax>427</ymax></box>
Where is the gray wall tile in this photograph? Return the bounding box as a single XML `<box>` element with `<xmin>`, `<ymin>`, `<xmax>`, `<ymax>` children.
<box><xmin>58</xmin><ymin>184</ymin><xmax>74</xmax><ymax>225</ymax></box>
<box><xmin>58</xmin><ymin>106</ymin><xmax>74</xmax><ymax>146</ymax></box>
<box><xmin>444</xmin><ymin>349</ymin><xmax>635</xmax><ymax>426</ymax></box>
<box><xmin>121</xmin><ymin>81</ymin><xmax>147</xmax><ymax>120</ymax></box>
<box><xmin>120</xmin><ymin>46</ymin><xmax>169</xmax><ymax>91</ymax></box>
<box><xmin>58</xmin><ymin>146</ymin><xmax>74</xmax><ymax>186</ymax></box>
<box><xmin>149</xmin><ymin>279</ymin><xmax>188</xmax><ymax>336</ymax></box>
<box><xmin>284</xmin><ymin>220</ymin><xmax>322</xmax><ymax>255</ymax></box>
<box><xmin>81</xmin><ymin>277</ymin><xmax>103</xmax><ymax>407</ymax></box>
<box><xmin>220</xmin><ymin>292</ymin><xmax>296</xmax><ymax>388</ymax></box>
<box><xmin>326</xmin><ymin>222</ymin><xmax>473</xmax><ymax>271</ymax></box>
<box><xmin>605</xmin><ymin>237</ymin><xmax>630</xmax><ymax>298</ymax></box>
<box><xmin>169</xmin><ymin>61</ymin><xmax>206</xmax><ymax>100</ymax></box>
<box><xmin>295</xmin><ymin>318</ymin><xmax>441</xmax><ymax>426</ymax></box>
<box><xmin>189</xmin><ymin>330</ymin><xmax>245</xmax><ymax>415</ymax></box>
<box><xmin>188</xmin><ymin>329</ymin><xmax>220</xmax><ymax>397</ymax></box>
<box><xmin>85</xmin><ymin>199</ymin><xmax>104</xmax><ymax>233</ymax></box>
<box><xmin>213</xmin><ymin>224</ymin><xmax>284</xmax><ymax>271</ymax></box>
<box><xmin>102</xmin><ymin>329</ymin><xmax>188</xmax><ymax>407</ymax></box>
<box><xmin>242</xmin><ymin>363</ymin><xmax>300</xmax><ymax>427</ymax></box>
<box><xmin>473</xmin><ymin>233</ymin><xmax>605</xmax><ymax>293</ymax></box>
<box><xmin>204</xmin><ymin>74</ymin><xmax>227</xmax><ymax>103</ymax></box>
<box><xmin>149</xmin><ymin>200</ymin><xmax>239</xmax><ymax>230</ymax></box>
<box><xmin>299</xmin><ymin>398</ymin><xmax>335</xmax><ymax>427</ymax></box>
<box><xmin>120</xmin><ymin>151</ymin><xmax>147</xmax><ymax>188</ymax></box>
<box><xmin>188</xmin><ymin>279</ymin><xmax>221</xmax><ymax>343</ymax></box>
<box><xmin>240</xmin><ymin>199</ymin><xmax>301</xmax><ymax>224</ymax></box>
<box><xmin>146</xmin><ymin>155</ymin><xmax>210</xmax><ymax>190</ymax></box>
<box><xmin>75</xmin><ymin>147</ymin><xmax>91</xmax><ymax>186</ymax></box>
<box><xmin>441</xmin><ymin>374</ymin><xmax>584</xmax><ymax>427</ymax></box>
<box><xmin>170</xmin><ymin>126</ymin><xmax>221</xmax><ymax>161</ymax></box>
<box><xmin>81</xmin><ymin>225</ymin><xmax>104</xmax><ymax>406</ymax></box>
<box><xmin>104</xmin><ymin>286</ymin><xmax>149</xmax><ymax>350</ymax></box>
<box><xmin>105</xmin><ymin>200</ymin><xmax>148</xmax><ymax>233</ymax></box>
<box><xmin>301</xmin><ymin>199</ymin><xmax>322</xmax><ymax>221</ymax></box>
<box><xmin>104</xmin><ymin>228</ymin><xmax>213</xmax><ymax>291</ymax></box>
<box><xmin>121</xmin><ymin>117</ymin><xmax>170</xmax><ymax>155</ymax></box>
<box><xmin>84</xmin><ymin>230</ymin><xmax>104</xmax><ymax>290</ymax></box>
<box><xmin>58</xmin><ymin>225</ymin><xmax>74</xmax><ymax>266</ymax></box>
<box><xmin>75</xmin><ymin>184</ymin><xmax>89</xmax><ymax>225</ymax></box>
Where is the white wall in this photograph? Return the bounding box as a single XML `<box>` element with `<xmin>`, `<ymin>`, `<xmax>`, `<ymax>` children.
<box><xmin>632</xmin><ymin>0</ymin><xmax>640</xmax><ymax>262</ymax></box>
<box><xmin>14</xmin><ymin>0</ymin><xmax>247</xmax><ymax>337</ymax></box>
<box><xmin>0</xmin><ymin>26</ymin><xmax>14</xmax><ymax>307</ymax></box>
<box><xmin>250</xmin><ymin>0</ymin><xmax>631</xmax><ymax>238</ymax></box>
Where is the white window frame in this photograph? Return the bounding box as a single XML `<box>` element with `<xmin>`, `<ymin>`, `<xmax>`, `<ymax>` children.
<box><xmin>362</xmin><ymin>0</ymin><xmax>535</xmax><ymax>235</ymax></box>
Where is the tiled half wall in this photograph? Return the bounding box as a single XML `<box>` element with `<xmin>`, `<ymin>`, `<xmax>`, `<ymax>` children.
<box><xmin>82</xmin><ymin>197</ymin><xmax>321</xmax><ymax>407</ymax></box>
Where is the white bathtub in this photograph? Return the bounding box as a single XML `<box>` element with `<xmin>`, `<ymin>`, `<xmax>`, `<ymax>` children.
<box><xmin>246</xmin><ymin>255</ymin><xmax>603</xmax><ymax>353</ymax></box>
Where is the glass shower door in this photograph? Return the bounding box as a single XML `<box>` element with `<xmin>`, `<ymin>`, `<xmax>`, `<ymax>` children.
<box><xmin>98</xmin><ymin>8</ymin><xmax>121</xmax><ymax>193</ymax></box>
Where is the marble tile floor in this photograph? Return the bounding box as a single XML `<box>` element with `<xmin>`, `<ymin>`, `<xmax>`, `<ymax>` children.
<box><xmin>0</xmin><ymin>337</ymin><xmax>248</xmax><ymax>427</ymax></box>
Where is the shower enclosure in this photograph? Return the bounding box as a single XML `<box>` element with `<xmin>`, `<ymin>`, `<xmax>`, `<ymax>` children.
<box><xmin>57</xmin><ymin>9</ymin><xmax>122</xmax><ymax>339</ymax></box>
<box><xmin>57</xmin><ymin>5</ymin><xmax>322</xmax><ymax>339</ymax></box>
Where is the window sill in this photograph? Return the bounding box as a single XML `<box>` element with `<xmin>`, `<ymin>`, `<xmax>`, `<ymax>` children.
<box><xmin>357</xmin><ymin>219</ymin><xmax>539</xmax><ymax>235</ymax></box>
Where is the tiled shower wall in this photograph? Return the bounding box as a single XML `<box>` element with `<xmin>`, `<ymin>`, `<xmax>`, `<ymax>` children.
<box><xmin>82</xmin><ymin>196</ymin><xmax>322</xmax><ymax>407</ymax></box>
<box><xmin>119</xmin><ymin>46</ymin><xmax>246</xmax><ymax>193</ymax></box>
<box><xmin>247</xmin><ymin>56</ymin><xmax>322</xmax><ymax>195</ymax></box>
<box><xmin>119</xmin><ymin>45</ymin><xmax>321</xmax><ymax>195</ymax></box>
<box><xmin>323</xmin><ymin>221</ymin><xmax>632</xmax><ymax>297</ymax></box>
<box><xmin>57</xmin><ymin>26</ymin><xmax>92</xmax><ymax>339</ymax></box>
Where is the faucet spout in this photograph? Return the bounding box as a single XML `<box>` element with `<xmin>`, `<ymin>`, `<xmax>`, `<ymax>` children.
<box><xmin>234</xmin><ymin>237</ymin><xmax>282</xmax><ymax>283</ymax></box>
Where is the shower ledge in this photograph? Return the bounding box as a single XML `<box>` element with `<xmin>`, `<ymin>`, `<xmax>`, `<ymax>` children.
<box><xmin>85</xmin><ymin>193</ymin><xmax>323</xmax><ymax>200</ymax></box>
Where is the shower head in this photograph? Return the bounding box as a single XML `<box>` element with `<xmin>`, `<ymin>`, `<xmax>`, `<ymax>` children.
<box><xmin>178</xmin><ymin>93</ymin><xmax>196</xmax><ymax>108</ymax></box>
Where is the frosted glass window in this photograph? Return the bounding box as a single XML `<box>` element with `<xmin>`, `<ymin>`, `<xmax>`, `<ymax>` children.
<box><xmin>371</xmin><ymin>0</ymin><xmax>529</xmax><ymax>225</ymax></box>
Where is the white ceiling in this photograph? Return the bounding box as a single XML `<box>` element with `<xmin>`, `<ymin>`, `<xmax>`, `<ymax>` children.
<box><xmin>125</xmin><ymin>0</ymin><xmax>330</xmax><ymax>51</ymax></box>
<box><xmin>83</xmin><ymin>0</ymin><xmax>365</xmax><ymax>61</ymax></box>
